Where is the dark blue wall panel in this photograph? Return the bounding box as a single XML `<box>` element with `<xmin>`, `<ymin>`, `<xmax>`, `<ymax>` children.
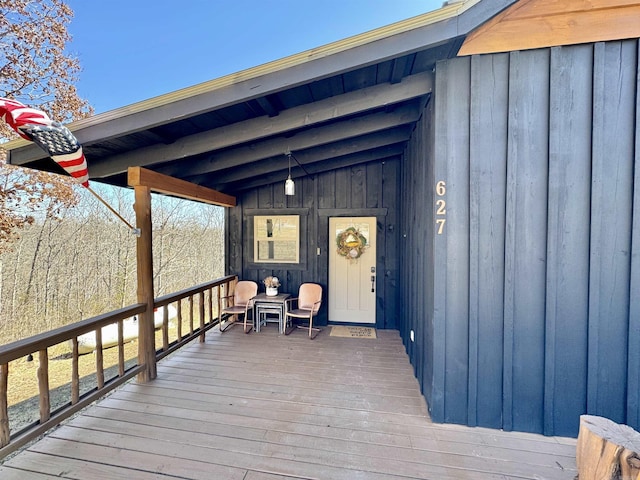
<box><xmin>628</xmin><ymin>42</ymin><xmax>640</xmax><ymax>431</ymax></box>
<box><xmin>468</xmin><ymin>53</ymin><xmax>508</xmax><ymax>429</ymax></box>
<box><xmin>503</xmin><ymin>49</ymin><xmax>550</xmax><ymax>434</ymax></box>
<box><xmin>434</xmin><ymin>57</ymin><xmax>471</xmax><ymax>425</ymax></box>
<box><xmin>588</xmin><ymin>40</ymin><xmax>637</xmax><ymax>425</ymax></box>
<box><xmin>544</xmin><ymin>45</ymin><xmax>593</xmax><ymax>437</ymax></box>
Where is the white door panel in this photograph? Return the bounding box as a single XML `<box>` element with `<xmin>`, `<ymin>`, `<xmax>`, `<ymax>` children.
<box><xmin>329</xmin><ymin>217</ymin><xmax>376</xmax><ymax>324</ymax></box>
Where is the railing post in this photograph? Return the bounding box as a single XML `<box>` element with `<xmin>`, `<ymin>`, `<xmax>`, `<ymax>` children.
<box><xmin>199</xmin><ymin>292</ymin><xmax>206</xmax><ymax>342</ymax></box>
<box><xmin>37</xmin><ymin>350</ymin><xmax>50</xmax><ymax>423</ymax></box>
<box><xmin>0</xmin><ymin>363</ymin><xmax>9</xmax><ymax>447</ymax></box>
<box><xmin>134</xmin><ymin>185</ymin><xmax>156</xmax><ymax>382</ymax></box>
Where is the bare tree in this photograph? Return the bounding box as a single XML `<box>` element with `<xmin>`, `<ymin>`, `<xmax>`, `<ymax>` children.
<box><xmin>0</xmin><ymin>0</ymin><xmax>93</xmax><ymax>252</ymax></box>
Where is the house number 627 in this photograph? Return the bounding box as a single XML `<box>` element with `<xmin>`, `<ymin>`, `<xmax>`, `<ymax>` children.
<box><xmin>435</xmin><ymin>180</ymin><xmax>446</xmax><ymax>235</ymax></box>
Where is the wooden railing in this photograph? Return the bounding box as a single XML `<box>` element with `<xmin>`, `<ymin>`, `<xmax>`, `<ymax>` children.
<box><xmin>0</xmin><ymin>274</ymin><xmax>236</xmax><ymax>459</ymax></box>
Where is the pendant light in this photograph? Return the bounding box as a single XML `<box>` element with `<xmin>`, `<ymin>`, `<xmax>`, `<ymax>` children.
<box><xmin>285</xmin><ymin>152</ymin><xmax>295</xmax><ymax>196</ymax></box>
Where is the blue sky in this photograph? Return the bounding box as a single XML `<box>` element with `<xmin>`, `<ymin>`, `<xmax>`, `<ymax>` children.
<box><xmin>65</xmin><ymin>0</ymin><xmax>444</xmax><ymax>114</ymax></box>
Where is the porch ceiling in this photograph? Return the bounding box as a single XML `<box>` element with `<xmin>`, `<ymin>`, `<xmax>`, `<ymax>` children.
<box><xmin>5</xmin><ymin>0</ymin><xmax>517</xmax><ymax>196</ymax></box>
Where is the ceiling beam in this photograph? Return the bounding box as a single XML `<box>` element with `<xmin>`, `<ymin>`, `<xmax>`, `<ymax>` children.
<box><xmin>160</xmin><ymin>101</ymin><xmax>420</xmax><ymax>178</ymax></box>
<box><xmin>127</xmin><ymin>167</ymin><xmax>236</xmax><ymax>207</ymax></box>
<box><xmin>195</xmin><ymin>127</ymin><xmax>411</xmax><ymax>187</ymax></box>
<box><xmin>85</xmin><ymin>72</ymin><xmax>432</xmax><ymax>178</ymax></box>
<box><xmin>224</xmin><ymin>147</ymin><xmax>404</xmax><ymax>192</ymax></box>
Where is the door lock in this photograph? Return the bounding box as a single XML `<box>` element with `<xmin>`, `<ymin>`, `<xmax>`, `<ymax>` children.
<box><xmin>370</xmin><ymin>267</ymin><xmax>376</xmax><ymax>292</ymax></box>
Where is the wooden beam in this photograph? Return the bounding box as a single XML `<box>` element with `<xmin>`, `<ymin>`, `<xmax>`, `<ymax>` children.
<box><xmin>164</xmin><ymin>102</ymin><xmax>420</xmax><ymax>178</ymax></box>
<box><xmin>459</xmin><ymin>0</ymin><xmax>640</xmax><ymax>56</ymax></box>
<box><xmin>134</xmin><ymin>185</ymin><xmax>156</xmax><ymax>382</ymax></box>
<box><xmin>198</xmin><ymin>128</ymin><xmax>409</xmax><ymax>188</ymax></box>
<box><xmin>224</xmin><ymin>146</ymin><xmax>404</xmax><ymax>192</ymax></box>
<box><xmin>89</xmin><ymin>72</ymin><xmax>432</xmax><ymax>177</ymax></box>
<box><xmin>128</xmin><ymin>167</ymin><xmax>236</xmax><ymax>207</ymax></box>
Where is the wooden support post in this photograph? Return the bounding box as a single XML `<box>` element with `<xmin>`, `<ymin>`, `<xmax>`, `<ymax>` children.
<box><xmin>134</xmin><ymin>185</ymin><xmax>156</xmax><ymax>382</ymax></box>
<box><xmin>37</xmin><ymin>350</ymin><xmax>50</xmax><ymax>423</ymax></box>
<box><xmin>0</xmin><ymin>363</ymin><xmax>9</xmax><ymax>448</ymax></box>
<box><xmin>576</xmin><ymin>415</ymin><xmax>640</xmax><ymax>479</ymax></box>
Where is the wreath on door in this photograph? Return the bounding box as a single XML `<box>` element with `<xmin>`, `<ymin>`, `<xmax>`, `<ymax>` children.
<box><xmin>336</xmin><ymin>226</ymin><xmax>368</xmax><ymax>259</ymax></box>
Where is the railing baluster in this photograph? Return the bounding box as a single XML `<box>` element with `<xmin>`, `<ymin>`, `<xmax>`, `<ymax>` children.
<box><xmin>71</xmin><ymin>339</ymin><xmax>79</xmax><ymax>404</ymax></box>
<box><xmin>95</xmin><ymin>329</ymin><xmax>104</xmax><ymax>389</ymax></box>
<box><xmin>37</xmin><ymin>350</ymin><xmax>50</xmax><ymax>423</ymax></box>
<box><xmin>118</xmin><ymin>319</ymin><xmax>125</xmax><ymax>377</ymax></box>
<box><xmin>177</xmin><ymin>300</ymin><xmax>183</xmax><ymax>340</ymax></box>
<box><xmin>199</xmin><ymin>292</ymin><xmax>206</xmax><ymax>343</ymax></box>
<box><xmin>218</xmin><ymin>284</ymin><xmax>223</xmax><ymax>330</ymax></box>
<box><xmin>0</xmin><ymin>363</ymin><xmax>9</xmax><ymax>448</ymax></box>
<box><xmin>189</xmin><ymin>295</ymin><xmax>194</xmax><ymax>335</ymax></box>
<box><xmin>208</xmin><ymin>288</ymin><xmax>213</xmax><ymax>324</ymax></box>
<box><xmin>162</xmin><ymin>304</ymin><xmax>169</xmax><ymax>351</ymax></box>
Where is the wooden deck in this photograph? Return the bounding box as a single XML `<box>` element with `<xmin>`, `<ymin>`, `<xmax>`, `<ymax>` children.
<box><xmin>0</xmin><ymin>325</ymin><xmax>577</xmax><ymax>479</ymax></box>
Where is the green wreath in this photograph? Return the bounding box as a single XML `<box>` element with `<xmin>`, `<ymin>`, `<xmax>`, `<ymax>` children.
<box><xmin>336</xmin><ymin>227</ymin><xmax>368</xmax><ymax>259</ymax></box>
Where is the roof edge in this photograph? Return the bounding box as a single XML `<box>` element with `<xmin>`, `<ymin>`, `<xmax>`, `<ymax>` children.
<box><xmin>4</xmin><ymin>1</ymin><xmax>480</xmax><ymax>152</ymax></box>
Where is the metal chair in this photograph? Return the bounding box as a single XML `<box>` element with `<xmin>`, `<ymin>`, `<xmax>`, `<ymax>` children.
<box><xmin>284</xmin><ymin>283</ymin><xmax>323</xmax><ymax>339</ymax></box>
<box><xmin>219</xmin><ymin>280</ymin><xmax>257</xmax><ymax>333</ymax></box>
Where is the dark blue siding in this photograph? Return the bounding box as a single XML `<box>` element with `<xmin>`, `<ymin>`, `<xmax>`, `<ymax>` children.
<box><xmin>544</xmin><ymin>45</ymin><xmax>592</xmax><ymax>437</ymax></box>
<box><xmin>401</xmin><ymin>38</ymin><xmax>640</xmax><ymax>437</ymax></box>
<box><xmin>434</xmin><ymin>58</ymin><xmax>471</xmax><ymax>424</ymax></box>
<box><xmin>629</xmin><ymin>42</ymin><xmax>640</xmax><ymax>431</ymax></box>
<box><xmin>504</xmin><ymin>49</ymin><xmax>549</xmax><ymax>434</ymax></box>
<box><xmin>588</xmin><ymin>40</ymin><xmax>637</xmax><ymax>425</ymax></box>
<box><xmin>468</xmin><ymin>53</ymin><xmax>508</xmax><ymax>429</ymax></box>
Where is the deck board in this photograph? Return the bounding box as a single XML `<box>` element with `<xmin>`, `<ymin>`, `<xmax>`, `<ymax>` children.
<box><xmin>0</xmin><ymin>327</ymin><xmax>577</xmax><ymax>479</ymax></box>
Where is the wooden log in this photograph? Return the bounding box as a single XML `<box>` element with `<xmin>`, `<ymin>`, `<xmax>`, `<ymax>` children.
<box><xmin>208</xmin><ymin>289</ymin><xmax>213</xmax><ymax>324</ymax></box>
<box><xmin>37</xmin><ymin>350</ymin><xmax>50</xmax><ymax>423</ymax></box>
<box><xmin>117</xmin><ymin>320</ymin><xmax>125</xmax><ymax>377</ymax></box>
<box><xmin>0</xmin><ymin>363</ymin><xmax>9</xmax><ymax>447</ymax></box>
<box><xmin>162</xmin><ymin>305</ymin><xmax>169</xmax><ymax>351</ymax></box>
<box><xmin>71</xmin><ymin>339</ymin><xmax>79</xmax><ymax>404</ymax></box>
<box><xmin>189</xmin><ymin>295</ymin><xmax>194</xmax><ymax>335</ymax></box>
<box><xmin>95</xmin><ymin>328</ymin><xmax>104</xmax><ymax>389</ymax></box>
<box><xmin>199</xmin><ymin>292</ymin><xmax>206</xmax><ymax>343</ymax></box>
<box><xmin>577</xmin><ymin>415</ymin><xmax>640</xmax><ymax>480</ymax></box>
<box><xmin>134</xmin><ymin>185</ymin><xmax>156</xmax><ymax>382</ymax></box>
<box><xmin>176</xmin><ymin>300</ymin><xmax>183</xmax><ymax>340</ymax></box>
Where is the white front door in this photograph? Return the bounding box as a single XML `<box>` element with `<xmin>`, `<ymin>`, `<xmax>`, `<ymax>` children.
<box><xmin>328</xmin><ymin>217</ymin><xmax>377</xmax><ymax>324</ymax></box>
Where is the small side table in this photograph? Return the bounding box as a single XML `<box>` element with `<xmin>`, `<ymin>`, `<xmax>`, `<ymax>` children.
<box><xmin>252</xmin><ymin>293</ymin><xmax>290</xmax><ymax>333</ymax></box>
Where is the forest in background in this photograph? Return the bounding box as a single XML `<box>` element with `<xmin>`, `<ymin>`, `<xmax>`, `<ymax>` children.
<box><xmin>0</xmin><ymin>181</ymin><xmax>225</xmax><ymax>344</ymax></box>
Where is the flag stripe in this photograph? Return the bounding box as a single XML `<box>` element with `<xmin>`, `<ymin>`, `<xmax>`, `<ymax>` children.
<box><xmin>0</xmin><ymin>97</ymin><xmax>90</xmax><ymax>187</ymax></box>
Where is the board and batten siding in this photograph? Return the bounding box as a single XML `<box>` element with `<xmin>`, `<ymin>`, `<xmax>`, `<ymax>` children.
<box><xmin>225</xmin><ymin>160</ymin><xmax>401</xmax><ymax>329</ymax></box>
<box><xmin>401</xmin><ymin>39</ymin><xmax>640</xmax><ymax>437</ymax></box>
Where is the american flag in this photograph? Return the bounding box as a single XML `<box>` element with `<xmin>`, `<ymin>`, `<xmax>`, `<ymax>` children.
<box><xmin>0</xmin><ymin>97</ymin><xmax>89</xmax><ymax>187</ymax></box>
